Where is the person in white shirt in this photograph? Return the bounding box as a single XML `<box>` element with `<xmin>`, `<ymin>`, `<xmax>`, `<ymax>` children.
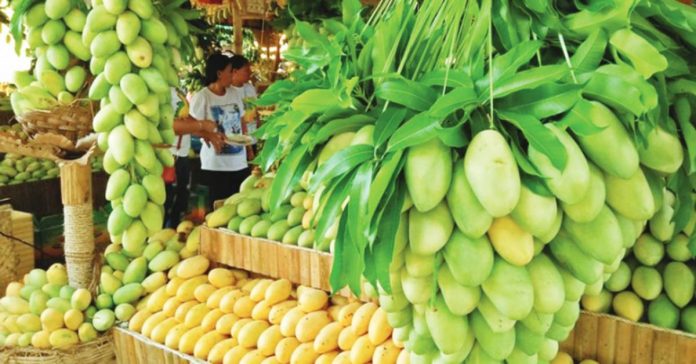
<box><xmin>163</xmin><ymin>88</ymin><xmax>224</xmax><ymax>227</ymax></box>
<box><xmin>189</xmin><ymin>53</ymin><xmax>252</xmax><ymax>208</ymax></box>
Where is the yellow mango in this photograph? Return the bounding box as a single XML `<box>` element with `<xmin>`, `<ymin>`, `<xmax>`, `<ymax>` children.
<box><xmin>194</xmin><ymin>331</ymin><xmax>226</xmax><ymax>359</ymax></box>
<box><xmin>258</xmin><ymin>325</ymin><xmax>283</xmax><ymax>356</ymax></box>
<box><xmin>215</xmin><ymin>313</ymin><xmax>239</xmax><ymax>335</ymax></box>
<box><xmin>184</xmin><ymin>303</ymin><xmax>210</xmax><ymax>328</ymax></box>
<box><xmin>177</xmin><ymin>255</ymin><xmax>210</xmax><ymax>279</ymax></box>
<box><xmin>231</xmin><ymin>319</ymin><xmax>253</xmax><ymax>339</ymax></box>
<box><xmin>150</xmin><ymin>318</ymin><xmax>178</xmax><ymax>343</ymax></box>
<box><xmin>275</xmin><ymin>337</ymin><xmax>300</xmax><ymax>363</ymax></box>
<box><xmin>488</xmin><ymin>216</ymin><xmax>535</xmax><ymax>266</ymax></box>
<box><xmin>174</xmin><ymin>301</ymin><xmax>198</xmax><ymax>323</ymax></box>
<box><xmin>209</xmin><ymin>268</ymin><xmax>236</xmax><ymax>288</ymax></box>
<box><xmin>280</xmin><ymin>307</ymin><xmax>305</xmax><ymax>337</ymax></box>
<box><xmin>208</xmin><ymin>338</ymin><xmax>238</xmax><ymax>364</ymax></box>
<box><xmin>351</xmin><ymin>302</ymin><xmax>379</xmax><ymax>336</ymax></box>
<box><xmin>162</xmin><ymin>297</ymin><xmax>182</xmax><ymax>317</ymax></box>
<box><xmin>252</xmin><ymin>300</ymin><xmax>272</xmax><ymax>321</ymax></box>
<box><xmin>338</xmin><ymin>326</ymin><xmax>359</xmax><ymax>351</ymax></box>
<box><xmin>269</xmin><ymin>300</ymin><xmax>297</xmax><ymax>325</ymax></box>
<box><xmin>290</xmin><ymin>342</ymin><xmax>319</xmax><ymax>364</ymax></box>
<box><xmin>176</xmin><ymin>275</ymin><xmax>210</xmax><ymax>302</ymax></box>
<box><xmin>141</xmin><ymin>312</ymin><xmax>168</xmax><ymax>338</ymax></box>
<box><xmin>297</xmin><ymin>287</ymin><xmax>328</xmax><ymax>313</ymax></box>
<box><xmin>179</xmin><ymin>326</ymin><xmax>207</xmax><ymax>355</ymax></box>
<box><xmin>128</xmin><ymin>310</ymin><xmax>152</xmax><ymax>332</ymax></box>
<box><xmin>295</xmin><ymin>311</ymin><xmax>331</xmax><ymax>343</ymax></box>
<box><xmin>350</xmin><ymin>335</ymin><xmax>376</xmax><ymax>364</ymax></box>
<box><xmin>194</xmin><ymin>284</ymin><xmax>217</xmax><ymax>304</ymax></box>
<box><xmin>207</xmin><ymin>287</ymin><xmax>236</xmax><ymax>309</ymax></box>
<box><xmin>234</xmin><ymin>296</ymin><xmax>256</xmax><ymax>318</ymax></box>
<box><xmin>224</xmin><ymin>346</ymin><xmax>252</xmax><ymax>364</ymax></box>
<box><xmin>265</xmin><ymin>279</ymin><xmax>292</xmax><ymax>305</ymax></box>
<box><xmin>368</xmin><ymin>307</ymin><xmax>392</xmax><ymax>345</ymax></box>
<box><xmin>201</xmin><ymin>309</ymin><xmax>225</xmax><ymax>332</ymax></box>
<box><xmin>313</xmin><ymin>321</ymin><xmax>342</xmax><ymax>354</ymax></box>
<box><xmin>164</xmin><ymin>324</ymin><xmax>187</xmax><ymax>349</ymax></box>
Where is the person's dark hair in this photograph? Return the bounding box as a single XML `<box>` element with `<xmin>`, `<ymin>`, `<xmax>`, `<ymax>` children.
<box><xmin>229</xmin><ymin>55</ymin><xmax>250</xmax><ymax>70</ymax></box>
<box><xmin>204</xmin><ymin>53</ymin><xmax>232</xmax><ymax>85</ymax></box>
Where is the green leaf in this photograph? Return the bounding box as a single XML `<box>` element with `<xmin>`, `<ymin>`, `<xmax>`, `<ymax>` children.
<box><xmin>583</xmin><ymin>72</ymin><xmax>645</xmax><ymax>116</ymax></box>
<box><xmin>252</xmin><ymin>136</ymin><xmax>280</xmax><ymax>172</ymax></box>
<box><xmin>279</xmin><ymin>110</ymin><xmax>311</xmax><ymax>143</ymax></box>
<box><xmin>557</xmin><ymin>99</ymin><xmax>608</xmax><ymax>137</ymax></box>
<box><xmin>269</xmin><ymin>144</ymin><xmax>313</xmax><ymax>213</ymax></box>
<box><xmin>419</xmin><ymin>70</ymin><xmax>474</xmax><ymax>89</ymax></box>
<box><xmin>510</xmin><ymin>138</ymin><xmax>543</xmax><ymax>177</ymax></box>
<box><xmin>489</xmin><ymin>40</ymin><xmax>543</xmax><ymax>85</ymax></box>
<box><xmin>291</xmin><ymin>89</ymin><xmax>348</xmax><ymax>115</ymax></box>
<box><xmin>374</xmin><ymin>107</ymin><xmax>408</xmax><ymax>148</ymax></box>
<box><xmin>436</xmin><ymin>121</ymin><xmax>470</xmax><ymax>148</ymax></box>
<box><xmin>311</xmin><ymin>114</ymin><xmax>375</xmax><ymax>149</ymax></box>
<box><xmin>689</xmin><ymin>234</ymin><xmax>696</xmax><ymax>258</ymax></box>
<box><xmin>524</xmin><ymin>0</ymin><xmax>547</xmax><ymax>13</ymax></box>
<box><xmin>522</xmin><ymin>174</ymin><xmax>554</xmax><ymax>197</ymax></box>
<box><xmin>595</xmin><ymin>64</ymin><xmax>658</xmax><ymax>111</ymax></box>
<box><xmin>610</xmin><ymin>28</ymin><xmax>668</xmax><ymax>79</ymax></box>
<box><xmin>10</xmin><ymin>0</ymin><xmax>41</xmax><ymax>53</ymax></box>
<box><xmin>675</xmin><ymin>97</ymin><xmax>696</xmax><ymax>175</ymax></box>
<box><xmin>669</xmin><ymin>79</ymin><xmax>696</xmax><ymax>97</ymax></box>
<box><xmin>375</xmin><ymin>79</ymin><xmax>438</xmax><ymax>112</ymax></box>
<box><xmin>498</xmin><ymin>111</ymin><xmax>568</xmax><ymax>171</ymax></box>
<box><xmin>313</xmin><ymin>174</ymin><xmax>353</xmax><ymax>254</ymax></box>
<box><xmin>492</xmin><ymin>65</ymin><xmax>569</xmax><ymax>99</ymax></box>
<box><xmin>387</xmin><ymin>112</ymin><xmax>440</xmax><ymax>152</ymax></box>
<box><xmin>342</xmin><ymin>0</ymin><xmax>363</xmax><ymax>26</ymax></box>
<box><xmin>571</xmin><ymin>29</ymin><xmax>608</xmax><ymax>75</ymax></box>
<box><xmin>372</xmin><ymin>182</ymin><xmax>406</xmax><ymax>294</ymax></box>
<box><xmin>497</xmin><ymin>83</ymin><xmax>582</xmax><ymax>120</ymax></box>
<box><xmin>367</xmin><ymin>151</ymin><xmax>404</xmax><ymax>228</ymax></box>
<box><xmin>330</xmin><ymin>212</ymin><xmax>363</xmax><ymax>294</ymax></box>
<box><xmin>428</xmin><ymin>87</ymin><xmax>479</xmax><ymax>119</ymax></box>
<box><xmin>668</xmin><ymin>169</ymin><xmax>694</xmax><ymax>237</ymax></box>
<box><xmin>347</xmin><ymin>163</ymin><xmax>374</xmax><ymax>251</ymax></box>
<box><xmin>309</xmin><ymin>145</ymin><xmax>374</xmax><ymax>192</ymax></box>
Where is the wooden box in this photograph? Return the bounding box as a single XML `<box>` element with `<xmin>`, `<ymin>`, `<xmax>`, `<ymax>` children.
<box><xmin>113</xmin><ymin>327</ymin><xmax>203</xmax><ymax>364</ymax></box>
<box><xmin>561</xmin><ymin>311</ymin><xmax>696</xmax><ymax>364</ymax></box>
<box><xmin>11</xmin><ymin>210</ymin><xmax>34</xmax><ymax>279</ymax></box>
<box><xmin>201</xmin><ymin>227</ymin><xmax>333</xmax><ymax>291</ymax></box>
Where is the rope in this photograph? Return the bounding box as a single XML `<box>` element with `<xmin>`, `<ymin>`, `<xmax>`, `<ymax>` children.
<box><xmin>63</xmin><ymin>203</ymin><xmax>94</xmax><ymax>289</ymax></box>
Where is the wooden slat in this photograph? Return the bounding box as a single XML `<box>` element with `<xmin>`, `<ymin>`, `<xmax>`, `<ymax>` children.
<box><xmin>596</xmin><ymin>311</ymin><xmax>617</xmax><ymax>364</ymax></box>
<box><xmin>113</xmin><ymin>328</ymin><xmax>202</xmax><ymax>364</ymax></box>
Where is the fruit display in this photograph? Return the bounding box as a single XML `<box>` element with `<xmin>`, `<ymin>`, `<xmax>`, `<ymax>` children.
<box><xmin>0</xmin><ymin>152</ymin><xmax>103</xmax><ymax>186</ymax></box>
<box><xmin>210</xmin><ymin>0</ymin><xmax>696</xmax><ymax>362</ymax></box>
<box><xmin>0</xmin><ymin>265</ymin><xmax>101</xmax><ymax>349</ymax></box>
<box><xmin>9</xmin><ymin>0</ymin><xmax>92</xmax><ymax>114</ymax></box>
<box><xmin>582</xmin><ymin>202</ymin><xmax>696</xmax><ymax>333</ymax></box>
<box><xmin>127</xmin><ymin>253</ymin><xmax>405</xmax><ymax>364</ymax></box>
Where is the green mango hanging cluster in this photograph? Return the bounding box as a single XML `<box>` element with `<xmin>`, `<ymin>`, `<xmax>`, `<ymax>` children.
<box><xmin>228</xmin><ymin>0</ymin><xmax>696</xmax><ymax>362</ymax></box>
<box><xmin>9</xmin><ymin>0</ymin><xmax>91</xmax><ymax>114</ymax></box>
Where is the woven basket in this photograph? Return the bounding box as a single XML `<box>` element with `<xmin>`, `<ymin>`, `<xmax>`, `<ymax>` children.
<box><xmin>16</xmin><ymin>103</ymin><xmax>93</xmax><ymax>147</ymax></box>
<box><xmin>0</xmin><ymin>331</ymin><xmax>114</xmax><ymax>364</ymax></box>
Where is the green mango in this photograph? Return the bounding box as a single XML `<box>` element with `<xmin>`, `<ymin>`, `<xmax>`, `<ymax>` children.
<box><xmin>136</xmin><ymin>94</ymin><xmax>159</xmax><ymax>118</ymax></box>
<box><xmin>141</xmin><ymin>174</ymin><xmax>166</xmax><ymax>205</ymax></box>
<box><xmin>108</xmin><ymin>86</ymin><xmax>133</xmax><ymax>114</ymax></box>
<box><xmin>425</xmin><ymin>294</ymin><xmax>471</xmax><ymax>355</ymax></box>
<box><xmin>529</xmin><ymin>124</ymin><xmax>591</xmax><ymax>204</ymax></box>
<box><xmin>134</xmin><ymin>141</ymin><xmax>156</xmax><ymax>170</ymax></box>
<box><xmin>632</xmin><ymin>266</ymin><xmax>662</xmax><ymax>300</ymax></box>
<box><xmin>648</xmin><ymin>294</ymin><xmax>680</xmax><ymax>329</ymax></box>
<box><xmin>23</xmin><ymin>3</ymin><xmax>48</xmax><ymax>28</ymax></box>
<box><xmin>142</xmin><ymin>241</ymin><xmax>164</xmax><ymax>261</ymax></box>
<box><xmin>538</xmin><ymin>338</ymin><xmax>559</xmax><ymax>362</ymax></box>
<box><xmin>633</xmin><ymin>233</ymin><xmax>664</xmax><ymax>266</ymax></box>
<box><xmin>140</xmin><ymin>18</ymin><xmax>168</xmax><ymax>45</ymax></box>
<box><xmin>105</xmin><ymin>169</ymin><xmax>130</xmax><ymax>201</ymax></box>
<box><xmin>113</xmin><ymin>283</ymin><xmax>144</xmax><ymax>305</ymax></box>
<box><xmin>405</xmin><ymin>138</ymin><xmax>452</xmax><ymax>212</ymax></box>
<box><xmin>62</xmin><ymin>31</ymin><xmax>89</xmax><ymax>61</ymax></box>
<box><xmin>41</xmin><ymin>20</ymin><xmax>66</xmax><ymax>45</ymax></box>
<box><xmin>91</xmin><ymin>31</ymin><xmax>121</xmax><ymax>58</ymax></box>
<box><xmin>443</xmin><ymin>230</ymin><xmax>493</xmax><ymax>286</ymax></box>
<box><xmin>99</xmin><ymin>272</ymin><xmax>122</xmax><ymax>295</ymax></box>
<box><xmin>45</xmin><ymin>0</ymin><xmax>71</xmax><ymax>19</ymax></box>
<box><xmin>267</xmin><ymin>221</ymin><xmax>290</xmax><ymax>241</ymax></box>
<box><xmin>511</xmin><ymin>184</ymin><xmax>558</xmax><ymax>238</ymax></box>
<box><xmin>605</xmin><ymin>262</ymin><xmax>631</xmax><ymax>292</ymax></box>
<box><xmin>554</xmin><ymin>300</ymin><xmax>581</xmax><ymax>327</ymax></box>
<box><xmin>108</xmin><ymin>125</ymin><xmax>135</xmax><ymax>165</ymax></box>
<box><xmin>612</xmin><ymin>291</ymin><xmax>644</xmax><ymax>322</ymax></box>
<box><xmin>404</xmin><ymin>248</ymin><xmax>437</xmax><ymax>278</ymax></box>
<box><xmin>251</xmin><ymin>220</ymin><xmax>272</xmax><ymax>238</ymax></box>
<box><xmin>470</xmin><ymin>310</ymin><xmax>514</xmax><ymax>361</ymax></box>
<box><xmin>561</xmin><ymin>163</ymin><xmax>606</xmax><ymax>223</ymax></box>
<box><xmin>85</xmin><ymin>5</ymin><xmax>117</xmax><ymax>33</ymax></box>
<box><xmin>123</xmin><ymin>184</ymin><xmax>148</xmax><ymax>218</ymax></box>
<box><xmin>465</xmin><ymin>130</ymin><xmax>520</xmax><ymax>217</ymax></box>
<box><xmin>90</xmin><ymin>57</ymin><xmax>107</xmax><ymax>75</ymax></box>
<box><xmin>104</xmin><ymin>52</ymin><xmax>132</xmax><ymax>85</ymax></box>
<box><xmin>408</xmin><ymin>201</ymin><xmax>453</xmax><ymax>255</ymax></box>
<box><xmin>140</xmin><ymin>202</ymin><xmax>163</xmax><ymax>235</ymax></box>
<box><xmin>128</xmin><ymin>0</ymin><xmax>154</xmax><ymax>19</ymax></box>
<box><xmin>38</xmin><ymin>69</ymin><xmax>65</xmax><ymax>97</ymax></box>
<box><xmin>64</xmin><ymin>66</ymin><xmax>86</xmax><ymax>93</ymax></box>
<box><xmin>282</xmin><ymin>225</ymin><xmax>303</xmax><ymax>245</ymax></box>
<box><xmin>297</xmin><ymin>230</ymin><xmax>315</xmax><ymax>248</ymax></box>
<box><xmin>139</xmin><ymin>68</ymin><xmax>169</xmax><ymax>93</ymax></box>
<box><xmin>663</xmin><ymin>262</ymin><xmax>695</xmax><ymax>308</ymax></box>
<box><xmin>46</xmin><ymin>44</ymin><xmax>69</xmax><ymax>70</ymax></box>
<box><xmin>515</xmin><ymin>323</ymin><xmax>544</xmax><ymax>355</ymax></box>
<box><xmin>682</xmin><ymin>306</ymin><xmax>696</xmax><ymax>334</ymax></box>
<box><xmin>116</xmin><ymin>11</ymin><xmax>140</xmax><ymax>45</ymax></box>
<box><xmin>605</xmin><ymin>168</ymin><xmax>655</xmax><ymax>221</ymax></box>
<box><xmin>615</xmin><ymin>213</ymin><xmax>639</xmax><ymax>249</ymax></box>
<box><xmin>649</xmin><ymin>190</ymin><xmax>676</xmax><ymax>242</ymax></box>
<box><xmin>64</xmin><ymin>9</ymin><xmax>86</xmax><ymax>31</ymax></box>
<box><xmin>400</xmin><ymin>268</ymin><xmax>433</xmax><ymax>305</ymax></box>
<box><xmin>507</xmin><ymin>348</ymin><xmax>537</xmax><ymax>364</ymax></box>
<box><xmin>527</xmin><ymin>253</ymin><xmax>565</xmax><ymax>314</ymax></box>
<box><xmin>238</xmin><ymin>199</ymin><xmax>262</xmax><ymax>218</ymax></box>
<box><xmin>239</xmin><ymin>215</ymin><xmax>262</xmax><ymax>236</ymax></box>
<box><xmin>226</xmin><ymin>216</ymin><xmax>244</xmax><ymax>232</ymax></box>
<box><xmin>464</xmin><ymin>343</ymin><xmax>502</xmax><ymax>364</ymax></box>
<box><xmin>477</xmin><ymin>296</ymin><xmax>515</xmax><ymax>332</ymax></box>
<box><xmin>549</xmin><ymin>231</ymin><xmax>603</xmax><ymax>284</ymax></box>
<box><xmin>637</xmin><ymin>126</ymin><xmax>684</xmax><ymax>174</ymax></box>
<box><xmin>103</xmin><ymin>0</ymin><xmax>128</xmax><ymax>15</ymax></box>
<box><xmin>122</xmin><ymin>220</ymin><xmax>147</xmax><ymax>257</ymax></box>
<box><xmin>545</xmin><ymin>320</ymin><xmax>574</xmax><ymax>341</ymax></box>
<box><xmin>481</xmin><ymin>257</ymin><xmax>534</xmax><ymax>320</ymax></box>
<box><xmin>126</xmin><ymin>37</ymin><xmax>153</xmax><ymax>68</ymax></box>
<box><xmin>446</xmin><ymin>161</ymin><xmax>492</xmax><ymax>238</ymax></box>
<box><xmin>93</xmin><ymin>105</ymin><xmax>122</xmax><ymax>133</ymax></box>
<box><xmin>286</xmin><ymin>206</ymin><xmax>305</xmax><ymax>226</ymax></box>
<box><xmin>666</xmin><ymin>234</ymin><xmax>692</xmax><ymax>262</ymax></box>
<box><xmin>563</xmin><ymin>205</ymin><xmax>623</xmax><ymax>265</ymax></box>
<box><xmin>123</xmin><ymin>109</ymin><xmax>149</xmax><ymax>139</ymax></box>
<box><xmin>573</xmin><ymin>100</ymin><xmax>639</xmax><ymax>178</ymax></box>
<box><xmin>104</xmin><ymin>252</ymin><xmax>129</xmax><ymax>271</ymax></box>
<box><xmin>122</xmin><ymin>257</ymin><xmax>147</xmax><ymax>284</ymax></box>
<box><xmin>89</xmin><ymin>73</ymin><xmax>111</xmax><ymax>100</ymax></box>
<box><xmin>163</xmin><ymin>20</ymin><xmax>180</xmax><ymax>47</ymax></box>
<box><xmin>120</xmin><ymin>73</ymin><xmax>148</xmax><ymax>104</ymax></box>
<box><xmin>169</xmin><ymin>12</ymin><xmax>189</xmax><ymax>36</ymax></box>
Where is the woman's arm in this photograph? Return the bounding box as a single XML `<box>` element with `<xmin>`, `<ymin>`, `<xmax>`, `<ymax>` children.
<box><xmin>173</xmin><ymin>116</ymin><xmax>217</xmax><ymax>136</ymax></box>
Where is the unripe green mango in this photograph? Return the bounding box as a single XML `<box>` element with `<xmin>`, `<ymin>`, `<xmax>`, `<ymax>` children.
<box><xmin>555</xmin><ymin>300</ymin><xmax>581</xmax><ymax>328</ymax></box>
<box><xmin>506</xmin><ymin>348</ymin><xmax>537</xmax><ymax>364</ymax></box>
<box><xmin>605</xmin><ymin>167</ymin><xmax>655</xmax><ymax>221</ymax></box>
<box><xmin>297</xmin><ymin>229</ymin><xmax>315</xmax><ymax>248</ymax></box>
<box><xmin>103</xmin><ymin>151</ymin><xmax>121</xmax><ymax>174</ymax></box>
<box><xmin>400</xmin><ymin>268</ymin><xmax>433</xmax><ymax>305</ymax></box>
<box><xmin>90</xmin><ymin>57</ymin><xmax>106</xmax><ymax>75</ymax></box>
<box><xmin>446</xmin><ymin>161</ymin><xmax>492</xmax><ymax>238</ymax></box>
<box><xmin>648</xmin><ymin>294</ymin><xmax>680</xmax><ymax>329</ymax></box>
<box><xmin>318</xmin><ymin>132</ymin><xmax>355</xmax><ymax>165</ymax></box>
<box><xmin>573</xmin><ymin>100</ymin><xmax>639</xmax><ymax>179</ymax></box>
<box><xmin>33</xmin><ymin>53</ymin><xmax>52</xmax><ymax>80</ymax></box>
<box><xmin>108</xmin><ymin>125</ymin><xmax>135</xmax><ymax>165</ymax></box>
<box><xmin>649</xmin><ymin>190</ymin><xmax>676</xmax><ymax>241</ymax></box>
<box><xmin>238</xmin><ymin>199</ymin><xmax>262</xmax><ymax>218</ymax></box>
<box><xmin>122</xmin><ymin>220</ymin><xmax>147</xmax><ymax>257</ymax></box>
<box><xmin>108</xmin><ymin>205</ymin><xmax>132</xmax><ymax>236</ymax></box>
<box><xmin>122</xmin><ymin>257</ymin><xmax>147</xmax><ymax>284</ymax></box>
<box><xmin>511</xmin><ymin>184</ymin><xmax>558</xmax><ymax>238</ymax></box>
<box><xmin>128</xmin><ymin>0</ymin><xmax>154</xmax><ymax>19</ymax></box>
<box><xmin>481</xmin><ymin>257</ymin><xmax>534</xmax><ymax>320</ymax></box>
<box><xmin>477</xmin><ymin>296</ymin><xmax>515</xmax><ymax>332</ymax></box>
<box><xmin>89</xmin><ymin>73</ymin><xmax>111</xmax><ymax>100</ymax></box>
<box><xmin>116</xmin><ymin>12</ymin><xmax>141</xmax><ymax>46</ymax></box>
<box><xmin>470</xmin><ymin>310</ymin><xmax>514</xmax><ymax>360</ymax></box>
<box><xmin>113</xmin><ymin>283</ymin><xmax>144</xmax><ymax>305</ymax></box>
<box><xmin>120</xmin><ymin>73</ymin><xmax>148</xmax><ymax>104</ymax></box>
<box><xmin>426</xmin><ymin>294</ymin><xmax>470</xmax><ymax>355</ymax></box>
<box><xmin>64</xmin><ymin>9</ymin><xmax>86</xmax><ymax>32</ymax></box>
<box><xmin>85</xmin><ymin>6</ymin><xmax>117</xmax><ymax>33</ymax></box>
<box><xmin>549</xmin><ymin>231</ymin><xmax>603</xmax><ymax>284</ymax></box>
<box><xmin>139</xmin><ymin>68</ymin><xmax>169</xmax><ymax>94</ymax></box>
<box><xmin>515</xmin><ymin>323</ymin><xmax>545</xmax><ymax>355</ymax></box>
<box><xmin>27</xmin><ymin>27</ymin><xmax>45</xmax><ymax>49</ymax></box>
<box><xmin>561</xmin><ymin>163</ymin><xmax>605</xmax><ymax>223</ymax></box>
<box><xmin>148</xmin><ymin>250</ymin><xmax>179</xmax><ymax>272</ymax></box>
<box><xmin>41</xmin><ymin>20</ymin><xmax>66</xmax><ymax>45</ymax></box>
<box><xmin>23</xmin><ymin>4</ymin><xmax>48</xmax><ymax>28</ymax></box>
<box><xmin>65</xmin><ymin>66</ymin><xmax>86</xmax><ymax>93</ymax></box>
<box><xmin>267</xmin><ymin>221</ymin><xmax>290</xmax><ymax>241</ymax></box>
<box><xmin>105</xmin><ymin>169</ymin><xmax>130</xmax><ymax>201</ymax></box>
<box><xmin>136</xmin><ymin>94</ymin><xmax>159</xmax><ymax>118</ymax></box>
<box><xmin>632</xmin><ymin>266</ymin><xmax>662</xmax><ymax>300</ymax></box>
<box><xmin>238</xmin><ymin>215</ymin><xmax>261</xmax><ymax>236</ymax></box>
<box><xmin>160</xmin><ymin>104</ymin><xmax>174</xmax><ymax>129</ymax></box>
<box><xmin>666</xmin><ymin>234</ymin><xmax>692</xmax><ymax>262</ymax></box>
<box><xmin>520</xmin><ymin>309</ymin><xmax>553</xmax><ymax>335</ymax></box>
<box><xmin>663</xmin><ymin>262</ymin><xmax>695</xmax><ymax>308</ymax></box>
<box><xmin>546</xmin><ymin>320</ymin><xmax>574</xmax><ymax>341</ymax></box>
<box><xmin>38</xmin><ymin>69</ymin><xmax>65</xmax><ymax>97</ymax></box>
<box><xmin>164</xmin><ymin>20</ymin><xmax>181</xmax><ymax>48</ymax></box>
<box><xmin>527</xmin><ymin>253</ymin><xmax>565</xmax><ymax>314</ymax></box>
<box><xmin>140</xmin><ymin>18</ymin><xmax>167</xmax><ymax>45</ymax></box>
<box><xmin>93</xmin><ymin>105</ymin><xmax>123</xmax><ymax>133</ymax></box>
<box><xmin>45</xmin><ymin>0</ymin><xmax>71</xmax><ymax>20</ymax></box>
<box><xmin>251</xmin><ymin>220</ymin><xmax>272</xmax><ymax>238</ymax></box>
<box><xmin>563</xmin><ymin>205</ymin><xmax>623</xmax><ymax>265</ymax></box>
<box><xmin>141</xmin><ymin>174</ymin><xmax>166</xmax><ymax>205</ymax></box>
<box><xmin>104</xmin><ymin>51</ymin><xmax>131</xmax><ymax>85</ymax></box>
<box><xmin>100</xmin><ymin>272</ymin><xmax>122</xmax><ymax>295</ymax></box>
<box><xmin>123</xmin><ymin>184</ymin><xmax>148</xmax><ymax>218</ymax></box>
<box><xmin>408</xmin><ymin>201</ymin><xmax>453</xmax><ymax>255</ymax></box>
<box><xmin>169</xmin><ymin>12</ymin><xmax>189</xmax><ymax>36</ymax></box>
<box><xmin>103</xmin><ymin>0</ymin><xmax>128</xmax><ymax>15</ymax></box>
<box><xmin>126</xmin><ymin>37</ymin><xmax>153</xmax><ymax>68</ymax></box>
<box><xmin>124</xmin><ymin>110</ymin><xmax>150</xmax><ymax>140</ymax></box>
<box><xmin>405</xmin><ymin>138</ymin><xmax>452</xmax><ymax>212</ymax></box>
<box><xmin>437</xmin><ymin>263</ymin><xmax>480</xmax><ymax>316</ymax></box>
<box><xmin>465</xmin><ymin>129</ymin><xmax>520</xmax><ymax>217</ymax></box>
<box><xmin>529</xmin><ymin>124</ymin><xmax>590</xmax><ymax>204</ymax></box>
<box><xmin>81</xmin><ymin>27</ymin><xmax>97</xmax><ymax>49</ymax></box>
<box><xmin>404</xmin><ymin>248</ymin><xmax>439</xmax><ymax>278</ymax></box>
<box><xmin>605</xmin><ymin>262</ymin><xmax>632</xmax><ymax>292</ymax></box>
<box><xmin>134</xmin><ymin>141</ymin><xmax>157</xmax><ymax>171</ymax></box>
<box><xmin>108</xmin><ymin>86</ymin><xmax>133</xmax><ymax>114</ymax></box>
<box><xmin>105</xmin><ymin>252</ymin><xmax>129</xmax><ymax>272</ymax></box>
<box><xmin>282</xmin><ymin>225</ymin><xmax>303</xmax><ymax>245</ymax></box>
<box><xmin>91</xmin><ymin>31</ymin><xmax>121</xmax><ymax>58</ymax></box>
<box><xmin>443</xmin><ymin>230</ymin><xmax>493</xmax><ymax>287</ymax></box>
<box><xmin>637</xmin><ymin>126</ymin><xmax>684</xmax><ymax>174</ymax></box>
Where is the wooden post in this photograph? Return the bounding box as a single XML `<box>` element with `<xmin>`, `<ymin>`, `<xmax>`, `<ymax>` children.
<box><xmin>232</xmin><ymin>1</ymin><xmax>244</xmax><ymax>54</ymax></box>
<box><xmin>60</xmin><ymin>161</ymin><xmax>95</xmax><ymax>288</ymax></box>
<box><xmin>0</xmin><ymin>203</ymin><xmax>18</xmax><ymax>293</ymax></box>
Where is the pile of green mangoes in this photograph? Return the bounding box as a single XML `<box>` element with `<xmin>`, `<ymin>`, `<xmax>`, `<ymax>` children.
<box><xmin>0</xmin><ymin>153</ymin><xmax>103</xmax><ymax>186</ymax></box>
<box><xmin>10</xmin><ymin>0</ymin><xmax>91</xmax><ymax>115</ymax></box>
<box><xmin>205</xmin><ymin>173</ymin><xmax>332</xmax><ymax>251</ymax></box>
<box><xmin>582</xmin><ymin>199</ymin><xmax>696</xmax><ymax>334</ymax></box>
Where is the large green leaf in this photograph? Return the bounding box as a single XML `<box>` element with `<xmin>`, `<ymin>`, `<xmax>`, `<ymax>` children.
<box><xmin>387</xmin><ymin>112</ymin><xmax>440</xmax><ymax>152</ymax></box>
<box><xmin>437</xmin><ymin>121</ymin><xmax>470</xmax><ymax>148</ymax></box>
<box><xmin>313</xmin><ymin>174</ymin><xmax>353</xmax><ymax>254</ymax></box>
<box><xmin>347</xmin><ymin>163</ymin><xmax>374</xmax><ymax>251</ymax></box>
<box><xmin>309</xmin><ymin>145</ymin><xmax>374</xmax><ymax>192</ymax></box>
<box><xmin>498</xmin><ymin>111</ymin><xmax>568</xmax><ymax>171</ymax></box>
<box><xmin>492</xmin><ymin>65</ymin><xmax>569</xmax><ymax>99</ymax></box>
<box><xmin>269</xmin><ymin>144</ymin><xmax>313</xmax><ymax>213</ymax></box>
<box><xmin>366</xmin><ymin>151</ymin><xmax>404</xmax><ymax>229</ymax></box>
<box><xmin>557</xmin><ymin>99</ymin><xmax>608</xmax><ymax>137</ymax></box>
<box><xmin>292</xmin><ymin>89</ymin><xmax>349</xmax><ymax>115</ymax></box>
<box><xmin>330</xmin><ymin>212</ymin><xmax>363</xmax><ymax>294</ymax></box>
<box><xmin>497</xmin><ymin>83</ymin><xmax>582</xmax><ymax>119</ymax></box>
<box><xmin>375</xmin><ymin>79</ymin><xmax>438</xmax><ymax>112</ymax></box>
<box><xmin>428</xmin><ymin>87</ymin><xmax>479</xmax><ymax>119</ymax></box>
<box><xmin>668</xmin><ymin>169</ymin><xmax>694</xmax><ymax>237</ymax></box>
<box><xmin>371</xmin><ymin>182</ymin><xmax>405</xmax><ymax>294</ymax></box>
<box><xmin>488</xmin><ymin>40</ymin><xmax>543</xmax><ymax>85</ymax></box>
<box><xmin>311</xmin><ymin>114</ymin><xmax>375</xmax><ymax>149</ymax></box>
<box><xmin>582</xmin><ymin>72</ymin><xmax>645</xmax><ymax>116</ymax></box>
<box><xmin>570</xmin><ymin>29</ymin><xmax>608</xmax><ymax>75</ymax></box>
<box><xmin>419</xmin><ymin>70</ymin><xmax>474</xmax><ymax>89</ymax></box>
<box><xmin>610</xmin><ymin>28</ymin><xmax>668</xmax><ymax>79</ymax></box>
<box><xmin>374</xmin><ymin>107</ymin><xmax>408</xmax><ymax>148</ymax></box>
<box><xmin>510</xmin><ymin>138</ymin><xmax>543</xmax><ymax>177</ymax></box>
<box><xmin>675</xmin><ymin>97</ymin><xmax>696</xmax><ymax>175</ymax></box>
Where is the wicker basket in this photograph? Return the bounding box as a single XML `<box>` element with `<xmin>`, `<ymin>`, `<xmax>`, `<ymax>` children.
<box><xmin>0</xmin><ymin>331</ymin><xmax>115</xmax><ymax>364</ymax></box>
<box><xmin>16</xmin><ymin>103</ymin><xmax>93</xmax><ymax>148</ymax></box>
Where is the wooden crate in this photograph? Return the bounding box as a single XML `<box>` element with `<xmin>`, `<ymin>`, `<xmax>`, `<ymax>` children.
<box><xmin>201</xmin><ymin>227</ymin><xmax>333</xmax><ymax>291</ymax></box>
<box><xmin>561</xmin><ymin>311</ymin><xmax>696</xmax><ymax>364</ymax></box>
<box><xmin>11</xmin><ymin>210</ymin><xmax>34</xmax><ymax>279</ymax></box>
<box><xmin>113</xmin><ymin>327</ymin><xmax>203</xmax><ymax>364</ymax></box>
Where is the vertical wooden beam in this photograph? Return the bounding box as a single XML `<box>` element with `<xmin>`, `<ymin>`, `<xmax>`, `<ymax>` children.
<box><xmin>232</xmin><ymin>1</ymin><xmax>244</xmax><ymax>54</ymax></box>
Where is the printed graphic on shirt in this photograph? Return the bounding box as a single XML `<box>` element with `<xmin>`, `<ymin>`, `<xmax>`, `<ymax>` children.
<box><xmin>210</xmin><ymin>103</ymin><xmax>244</xmax><ymax>155</ymax></box>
